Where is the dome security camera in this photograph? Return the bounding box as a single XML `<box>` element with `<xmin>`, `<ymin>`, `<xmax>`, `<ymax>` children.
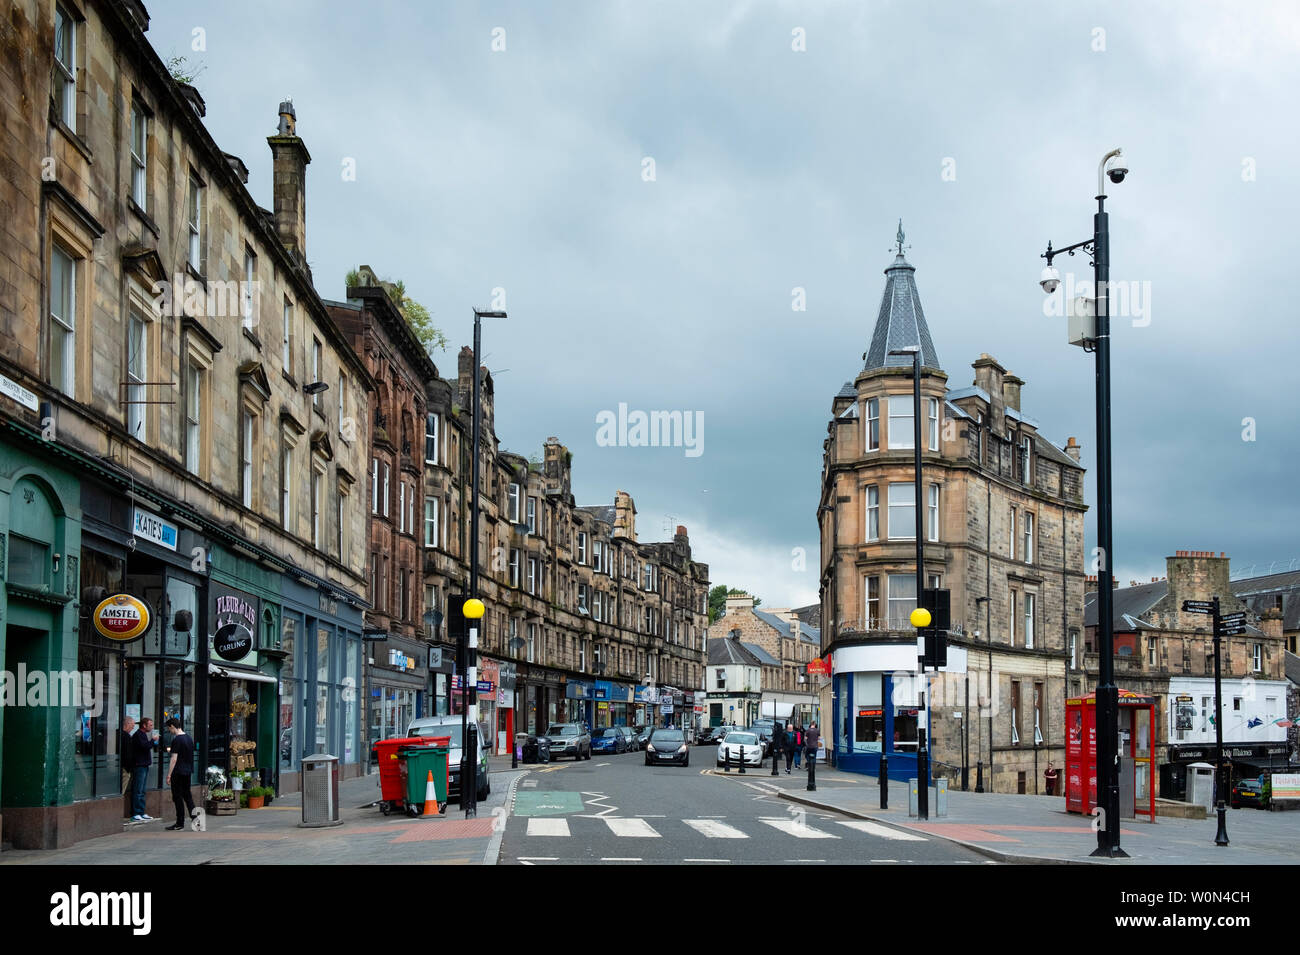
<box><xmin>1039</xmin><ymin>265</ymin><xmax>1061</xmax><ymax>295</ymax></box>
<box><xmin>1106</xmin><ymin>157</ymin><xmax>1128</xmax><ymax>184</ymax></box>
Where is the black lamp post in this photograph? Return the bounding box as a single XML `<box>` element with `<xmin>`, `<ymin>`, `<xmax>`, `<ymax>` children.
<box><xmin>890</xmin><ymin>344</ymin><xmax>928</xmax><ymax>820</ymax></box>
<box><xmin>461</xmin><ymin>307</ymin><xmax>506</xmax><ymax>818</ymax></box>
<box><xmin>1039</xmin><ymin>148</ymin><xmax>1128</xmax><ymax>858</ymax></box>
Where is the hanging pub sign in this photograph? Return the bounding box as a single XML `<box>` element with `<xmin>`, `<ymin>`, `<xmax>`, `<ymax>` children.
<box><xmin>210</xmin><ymin>583</ymin><xmax>260</xmax><ymax>663</ymax></box>
<box><xmin>93</xmin><ymin>594</ymin><xmax>151</xmax><ymax>641</ymax></box>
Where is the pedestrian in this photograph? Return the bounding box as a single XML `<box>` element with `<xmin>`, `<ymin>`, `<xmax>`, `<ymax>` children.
<box><xmin>805</xmin><ymin>722</ymin><xmax>821</xmax><ymax>771</ymax></box>
<box><xmin>1044</xmin><ymin>760</ymin><xmax>1059</xmax><ymax>797</ymax></box>
<box><xmin>793</xmin><ymin>723</ymin><xmax>803</xmax><ymax>771</ymax></box>
<box><xmin>121</xmin><ymin>716</ymin><xmax>135</xmax><ymax>797</ymax></box>
<box><xmin>129</xmin><ymin>717</ymin><xmax>159</xmax><ymax>821</ymax></box>
<box><xmin>770</xmin><ymin>720</ymin><xmax>785</xmax><ymax>771</ymax></box>
<box><xmin>163</xmin><ymin>717</ymin><xmax>198</xmax><ymax>831</ymax></box>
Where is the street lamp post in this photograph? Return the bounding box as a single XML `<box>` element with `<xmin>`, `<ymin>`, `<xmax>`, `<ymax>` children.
<box><xmin>890</xmin><ymin>345</ymin><xmax>929</xmax><ymax>820</ymax></box>
<box><xmin>1039</xmin><ymin>148</ymin><xmax>1128</xmax><ymax>858</ymax></box>
<box><xmin>462</xmin><ymin>307</ymin><xmax>506</xmax><ymax>818</ymax></box>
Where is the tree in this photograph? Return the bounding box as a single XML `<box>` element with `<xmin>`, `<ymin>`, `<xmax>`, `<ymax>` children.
<box><xmin>346</xmin><ymin>267</ymin><xmax>448</xmax><ymax>355</ymax></box>
<box><xmin>708</xmin><ymin>585</ymin><xmax>761</xmax><ymax>624</ymax></box>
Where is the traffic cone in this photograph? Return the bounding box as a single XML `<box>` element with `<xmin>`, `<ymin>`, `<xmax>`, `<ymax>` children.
<box><xmin>422</xmin><ymin>770</ymin><xmax>438</xmax><ymax>816</ymax></box>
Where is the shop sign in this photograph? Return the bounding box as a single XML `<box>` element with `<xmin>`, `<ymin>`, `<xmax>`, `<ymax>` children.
<box><xmin>389</xmin><ymin>649</ymin><xmax>416</xmax><ymax>671</ymax></box>
<box><xmin>210</xmin><ymin>584</ymin><xmax>259</xmax><ymax>663</ymax></box>
<box><xmin>808</xmin><ymin>658</ymin><xmax>832</xmax><ymax>676</ymax></box>
<box><xmin>428</xmin><ymin>647</ymin><xmax>442</xmax><ymax>668</ymax></box>
<box><xmin>214</xmin><ymin>624</ymin><xmax>254</xmax><ymax>662</ymax></box>
<box><xmin>1273</xmin><ymin>774</ymin><xmax>1300</xmax><ymax>801</ymax></box>
<box><xmin>660</xmin><ymin>694</ymin><xmax>673</xmax><ymax>706</ymax></box>
<box><xmin>132</xmin><ymin>506</ymin><xmax>178</xmax><ymax>551</ymax></box>
<box><xmin>477</xmin><ymin>681</ymin><xmax>494</xmax><ymax>694</ymax></box>
<box><xmin>93</xmin><ymin>594</ymin><xmax>150</xmax><ymax>641</ymax></box>
<box><xmin>660</xmin><ymin>703</ymin><xmax>674</xmax><ymax>715</ymax></box>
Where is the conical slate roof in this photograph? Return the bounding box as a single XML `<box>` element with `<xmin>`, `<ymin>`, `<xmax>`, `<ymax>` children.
<box><xmin>863</xmin><ymin>233</ymin><xmax>940</xmax><ymax>372</ymax></box>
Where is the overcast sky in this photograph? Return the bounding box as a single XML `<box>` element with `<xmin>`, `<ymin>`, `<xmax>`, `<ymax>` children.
<box><xmin>148</xmin><ymin>1</ymin><xmax>1300</xmax><ymax>613</ymax></box>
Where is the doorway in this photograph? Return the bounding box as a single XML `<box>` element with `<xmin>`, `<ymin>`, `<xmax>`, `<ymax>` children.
<box><xmin>2</xmin><ymin>625</ymin><xmax>50</xmax><ymax>811</ymax></box>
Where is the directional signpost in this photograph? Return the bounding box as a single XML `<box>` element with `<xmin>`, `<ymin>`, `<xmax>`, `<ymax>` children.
<box><xmin>1183</xmin><ymin>596</ymin><xmax>1237</xmax><ymax>846</ymax></box>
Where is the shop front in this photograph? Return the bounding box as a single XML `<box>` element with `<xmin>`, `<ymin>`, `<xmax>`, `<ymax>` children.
<box><xmin>494</xmin><ymin>660</ymin><xmax>517</xmax><ymax>752</ymax></box>
<box><xmin>831</xmin><ymin>641</ymin><xmax>931</xmax><ymax>782</ymax></box>
<box><xmin>367</xmin><ymin>633</ymin><xmax>428</xmax><ymax>753</ymax></box>
<box><xmin>277</xmin><ymin>575</ymin><xmax>365</xmax><ymax>792</ymax></box>
<box><xmin>566</xmin><ymin>679</ymin><xmax>594</xmax><ymax>730</ymax></box>
<box><xmin>206</xmin><ymin>581</ymin><xmax>277</xmax><ymax>791</ymax></box>
<box><xmin>1164</xmin><ymin>741</ymin><xmax>1293</xmax><ymax>800</ymax></box>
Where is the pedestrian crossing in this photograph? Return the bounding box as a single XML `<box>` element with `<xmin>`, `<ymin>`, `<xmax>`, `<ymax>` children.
<box><xmin>524</xmin><ymin>815</ymin><xmax>926</xmax><ymax>842</ymax></box>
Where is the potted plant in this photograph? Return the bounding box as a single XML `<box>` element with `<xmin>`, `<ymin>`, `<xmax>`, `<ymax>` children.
<box><xmin>246</xmin><ymin>786</ymin><xmax>267</xmax><ymax>809</ymax></box>
<box><xmin>206</xmin><ymin>788</ymin><xmax>237</xmax><ymax>815</ymax></box>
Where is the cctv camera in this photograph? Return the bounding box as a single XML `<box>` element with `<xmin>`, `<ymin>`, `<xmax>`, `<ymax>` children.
<box><xmin>1039</xmin><ymin>265</ymin><xmax>1061</xmax><ymax>295</ymax></box>
<box><xmin>1106</xmin><ymin>159</ymin><xmax>1128</xmax><ymax>184</ymax></box>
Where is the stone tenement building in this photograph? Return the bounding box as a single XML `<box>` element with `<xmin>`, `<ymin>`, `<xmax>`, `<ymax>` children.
<box><xmin>0</xmin><ymin>1</ymin><xmax>373</xmax><ymax>848</ymax></box>
<box><xmin>327</xmin><ymin>270</ymin><xmax>437</xmax><ymax>746</ymax></box>
<box><xmin>1083</xmin><ymin>551</ymin><xmax>1290</xmax><ymax>799</ymax></box>
<box><xmin>706</xmin><ymin>594</ymin><xmax>820</xmax><ymax>725</ymax></box>
<box><xmin>413</xmin><ymin>346</ymin><xmax>711</xmax><ymax>748</ymax></box>
<box><xmin>817</xmin><ymin>233</ymin><xmax>1087</xmax><ymax>794</ymax></box>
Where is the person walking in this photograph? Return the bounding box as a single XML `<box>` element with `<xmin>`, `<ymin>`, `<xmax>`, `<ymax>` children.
<box><xmin>782</xmin><ymin>722</ymin><xmax>794</xmax><ymax>774</ymax></box>
<box><xmin>129</xmin><ymin>717</ymin><xmax>159</xmax><ymax>821</ymax></box>
<box><xmin>769</xmin><ymin>720</ymin><xmax>785</xmax><ymax>774</ymax></box>
<box><xmin>792</xmin><ymin>723</ymin><xmax>803</xmax><ymax>771</ymax></box>
<box><xmin>805</xmin><ymin>723</ymin><xmax>821</xmax><ymax>770</ymax></box>
<box><xmin>163</xmin><ymin>717</ymin><xmax>198</xmax><ymax>831</ymax></box>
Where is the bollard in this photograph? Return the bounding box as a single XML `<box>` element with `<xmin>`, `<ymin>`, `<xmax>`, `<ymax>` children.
<box><xmin>739</xmin><ymin>745</ymin><xmax>746</xmax><ymax>774</ymax></box>
<box><xmin>880</xmin><ymin>754</ymin><xmax>889</xmax><ymax>809</ymax></box>
<box><xmin>771</xmin><ymin>740</ymin><xmax>780</xmax><ymax>776</ymax></box>
<box><xmin>724</xmin><ymin>747</ymin><xmax>731</xmax><ymax>773</ymax></box>
<box><xmin>975</xmin><ymin>759</ymin><xmax>984</xmax><ymax>794</ymax></box>
<box><xmin>806</xmin><ymin>747</ymin><xmax>816</xmax><ymax>792</ymax></box>
<box><xmin>465</xmin><ymin>723</ymin><xmax>478</xmax><ymax>818</ymax></box>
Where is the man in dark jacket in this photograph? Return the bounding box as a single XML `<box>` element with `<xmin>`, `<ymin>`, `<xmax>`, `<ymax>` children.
<box><xmin>164</xmin><ymin>717</ymin><xmax>197</xmax><ymax>831</ymax></box>
<box><xmin>804</xmin><ymin>723</ymin><xmax>821</xmax><ymax>767</ymax></box>
<box><xmin>129</xmin><ymin>717</ymin><xmax>158</xmax><ymax>821</ymax></box>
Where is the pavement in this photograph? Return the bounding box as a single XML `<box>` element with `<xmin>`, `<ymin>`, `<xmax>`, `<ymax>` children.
<box><xmin>718</xmin><ymin>758</ymin><xmax>1300</xmax><ymax>865</ymax></box>
<box><xmin>0</xmin><ymin>762</ymin><xmax>526</xmax><ymax>866</ymax></box>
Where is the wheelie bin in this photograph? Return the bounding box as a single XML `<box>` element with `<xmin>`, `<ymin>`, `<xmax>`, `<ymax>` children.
<box><xmin>397</xmin><ymin>741</ymin><xmax>450</xmax><ymax>816</ymax></box>
<box><xmin>375</xmin><ymin>736</ymin><xmax>433</xmax><ymax>815</ymax></box>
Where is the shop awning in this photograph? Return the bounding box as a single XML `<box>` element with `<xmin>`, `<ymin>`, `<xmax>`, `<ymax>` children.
<box><xmin>208</xmin><ymin>663</ymin><xmax>277</xmax><ymax>685</ymax></box>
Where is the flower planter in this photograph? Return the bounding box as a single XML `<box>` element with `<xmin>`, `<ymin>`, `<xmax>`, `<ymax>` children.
<box><xmin>206</xmin><ymin>799</ymin><xmax>238</xmax><ymax>816</ymax></box>
<box><xmin>246</xmin><ymin>795</ymin><xmax>265</xmax><ymax>809</ymax></box>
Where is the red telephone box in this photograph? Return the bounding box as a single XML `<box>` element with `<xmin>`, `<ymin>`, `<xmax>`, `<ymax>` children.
<box><xmin>1065</xmin><ymin>689</ymin><xmax>1157</xmax><ymax>821</ymax></box>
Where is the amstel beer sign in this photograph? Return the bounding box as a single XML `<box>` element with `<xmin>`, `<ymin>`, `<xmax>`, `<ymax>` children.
<box><xmin>93</xmin><ymin>594</ymin><xmax>151</xmax><ymax>641</ymax></box>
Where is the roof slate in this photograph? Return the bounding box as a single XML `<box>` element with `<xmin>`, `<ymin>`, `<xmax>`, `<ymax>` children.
<box><xmin>864</xmin><ymin>254</ymin><xmax>941</xmax><ymax>372</ymax></box>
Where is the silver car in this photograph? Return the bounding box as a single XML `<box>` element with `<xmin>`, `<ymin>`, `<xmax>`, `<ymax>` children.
<box><xmin>544</xmin><ymin>722</ymin><xmax>592</xmax><ymax>760</ymax></box>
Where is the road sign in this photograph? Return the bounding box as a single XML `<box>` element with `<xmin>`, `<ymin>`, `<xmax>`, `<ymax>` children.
<box><xmin>1219</xmin><ymin>624</ymin><xmax>1248</xmax><ymax>636</ymax></box>
<box><xmin>1220</xmin><ymin>612</ymin><xmax>1247</xmax><ymax>623</ymax></box>
<box><xmin>1182</xmin><ymin>600</ymin><xmax>1214</xmax><ymax>613</ymax></box>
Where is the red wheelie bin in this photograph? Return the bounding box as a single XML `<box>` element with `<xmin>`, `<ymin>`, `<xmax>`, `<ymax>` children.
<box><xmin>375</xmin><ymin>736</ymin><xmax>431</xmax><ymax>815</ymax></box>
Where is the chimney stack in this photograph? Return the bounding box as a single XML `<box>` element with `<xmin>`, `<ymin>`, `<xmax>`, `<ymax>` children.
<box><xmin>268</xmin><ymin>99</ymin><xmax>311</xmax><ymax>270</ymax></box>
<box><xmin>1002</xmin><ymin>372</ymin><xmax>1024</xmax><ymax>412</ymax></box>
<box><xmin>1065</xmin><ymin>436</ymin><xmax>1081</xmax><ymax>461</ymax></box>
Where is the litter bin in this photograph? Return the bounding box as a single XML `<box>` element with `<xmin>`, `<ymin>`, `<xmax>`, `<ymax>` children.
<box><xmin>1187</xmin><ymin>762</ymin><xmax>1216</xmax><ymax>813</ymax></box>
<box><xmin>397</xmin><ymin>743</ymin><xmax>450</xmax><ymax>816</ymax></box>
<box><xmin>300</xmin><ymin>753</ymin><xmax>343</xmax><ymax>828</ymax></box>
<box><xmin>375</xmin><ymin>736</ymin><xmax>435</xmax><ymax>815</ymax></box>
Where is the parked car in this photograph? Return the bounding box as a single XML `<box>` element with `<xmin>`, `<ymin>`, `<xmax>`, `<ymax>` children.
<box><xmin>635</xmin><ymin>725</ymin><xmax>654</xmax><ymax>748</ymax></box>
<box><xmin>591</xmin><ymin>727</ymin><xmax>628</xmax><ymax>754</ymax></box>
<box><xmin>717</xmin><ymin>731</ymin><xmax>764</xmax><ymax>768</ymax></box>
<box><xmin>545</xmin><ymin>723</ymin><xmax>592</xmax><ymax>760</ymax></box>
<box><xmin>619</xmin><ymin>726</ymin><xmax>641</xmax><ymax>751</ymax></box>
<box><xmin>645</xmin><ymin>728</ymin><xmax>690</xmax><ymax>766</ymax></box>
<box><xmin>520</xmin><ymin>733</ymin><xmax>552</xmax><ymax>764</ymax></box>
<box><xmin>406</xmin><ymin>716</ymin><xmax>491</xmax><ymax>800</ymax></box>
<box><xmin>1231</xmin><ymin>773</ymin><xmax>1269</xmax><ymax>809</ymax></box>
<box><xmin>696</xmin><ymin>726</ymin><xmax>721</xmax><ymax>745</ymax></box>
<box><xmin>749</xmin><ymin>719</ymin><xmax>776</xmax><ymax>756</ymax></box>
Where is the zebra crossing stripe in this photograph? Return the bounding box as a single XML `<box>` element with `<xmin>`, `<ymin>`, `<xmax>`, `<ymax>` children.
<box><xmin>683</xmin><ymin>819</ymin><xmax>749</xmax><ymax>839</ymax></box>
<box><xmin>526</xmin><ymin>818</ymin><xmax>571</xmax><ymax>837</ymax></box>
<box><xmin>759</xmin><ymin>818</ymin><xmax>839</xmax><ymax>839</ymax></box>
<box><xmin>603</xmin><ymin>817</ymin><xmax>661</xmax><ymax>838</ymax></box>
<box><xmin>836</xmin><ymin>820</ymin><xmax>927</xmax><ymax>841</ymax></box>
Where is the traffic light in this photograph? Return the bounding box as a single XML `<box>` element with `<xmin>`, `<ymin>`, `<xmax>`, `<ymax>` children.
<box><xmin>920</xmin><ymin>588</ymin><xmax>949</xmax><ymax>668</ymax></box>
<box><xmin>446</xmin><ymin>592</ymin><xmax>467</xmax><ymax>644</ymax></box>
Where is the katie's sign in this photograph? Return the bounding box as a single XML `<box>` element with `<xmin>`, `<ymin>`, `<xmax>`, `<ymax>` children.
<box><xmin>94</xmin><ymin>594</ymin><xmax>151</xmax><ymax>641</ymax></box>
<box><xmin>132</xmin><ymin>506</ymin><xmax>178</xmax><ymax>551</ymax></box>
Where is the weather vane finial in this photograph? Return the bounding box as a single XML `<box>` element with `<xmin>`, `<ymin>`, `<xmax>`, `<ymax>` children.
<box><xmin>895</xmin><ymin>219</ymin><xmax>907</xmax><ymax>256</ymax></box>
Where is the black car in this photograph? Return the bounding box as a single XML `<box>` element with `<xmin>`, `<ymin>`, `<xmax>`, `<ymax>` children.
<box><xmin>644</xmin><ymin>728</ymin><xmax>689</xmax><ymax>767</ymax></box>
<box><xmin>750</xmin><ymin>719</ymin><xmax>776</xmax><ymax>756</ymax></box>
<box><xmin>696</xmin><ymin>726</ymin><xmax>723</xmax><ymax>745</ymax></box>
<box><xmin>635</xmin><ymin>725</ymin><xmax>654</xmax><ymax>748</ymax></box>
<box><xmin>545</xmin><ymin>723</ymin><xmax>592</xmax><ymax>760</ymax></box>
<box><xmin>1231</xmin><ymin>774</ymin><xmax>1268</xmax><ymax>809</ymax></box>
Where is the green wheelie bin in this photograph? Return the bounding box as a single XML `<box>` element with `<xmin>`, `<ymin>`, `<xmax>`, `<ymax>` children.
<box><xmin>397</xmin><ymin>744</ymin><xmax>449</xmax><ymax>816</ymax></box>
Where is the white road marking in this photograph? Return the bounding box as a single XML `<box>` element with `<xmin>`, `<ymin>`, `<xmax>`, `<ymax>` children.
<box><xmin>837</xmin><ymin>820</ymin><xmax>927</xmax><ymax>841</ymax></box>
<box><xmin>870</xmin><ymin>859</ymin><xmax>899</xmax><ymax>863</ymax></box>
<box><xmin>684</xmin><ymin>858</ymin><xmax>729</xmax><ymax>862</ymax></box>
<box><xmin>601</xmin><ymin>857</ymin><xmax>642</xmax><ymax>862</ymax></box>
<box><xmin>517</xmin><ymin>857</ymin><xmax>558</xmax><ymax>862</ymax></box>
<box><xmin>604</xmin><ymin>817</ymin><xmax>661</xmax><ymax>838</ymax></box>
<box><xmin>596</xmin><ymin>763</ymin><xmax>610</xmax><ymax>767</ymax></box>
<box><xmin>760</xmin><ymin>817</ymin><xmax>838</xmax><ymax>839</ymax></box>
<box><xmin>526</xmin><ymin>818</ymin><xmax>571</xmax><ymax>837</ymax></box>
<box><xmin>683</xmin><ymin>819</ymin><xmax>749</xmax><ymax>839</ymax></box>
